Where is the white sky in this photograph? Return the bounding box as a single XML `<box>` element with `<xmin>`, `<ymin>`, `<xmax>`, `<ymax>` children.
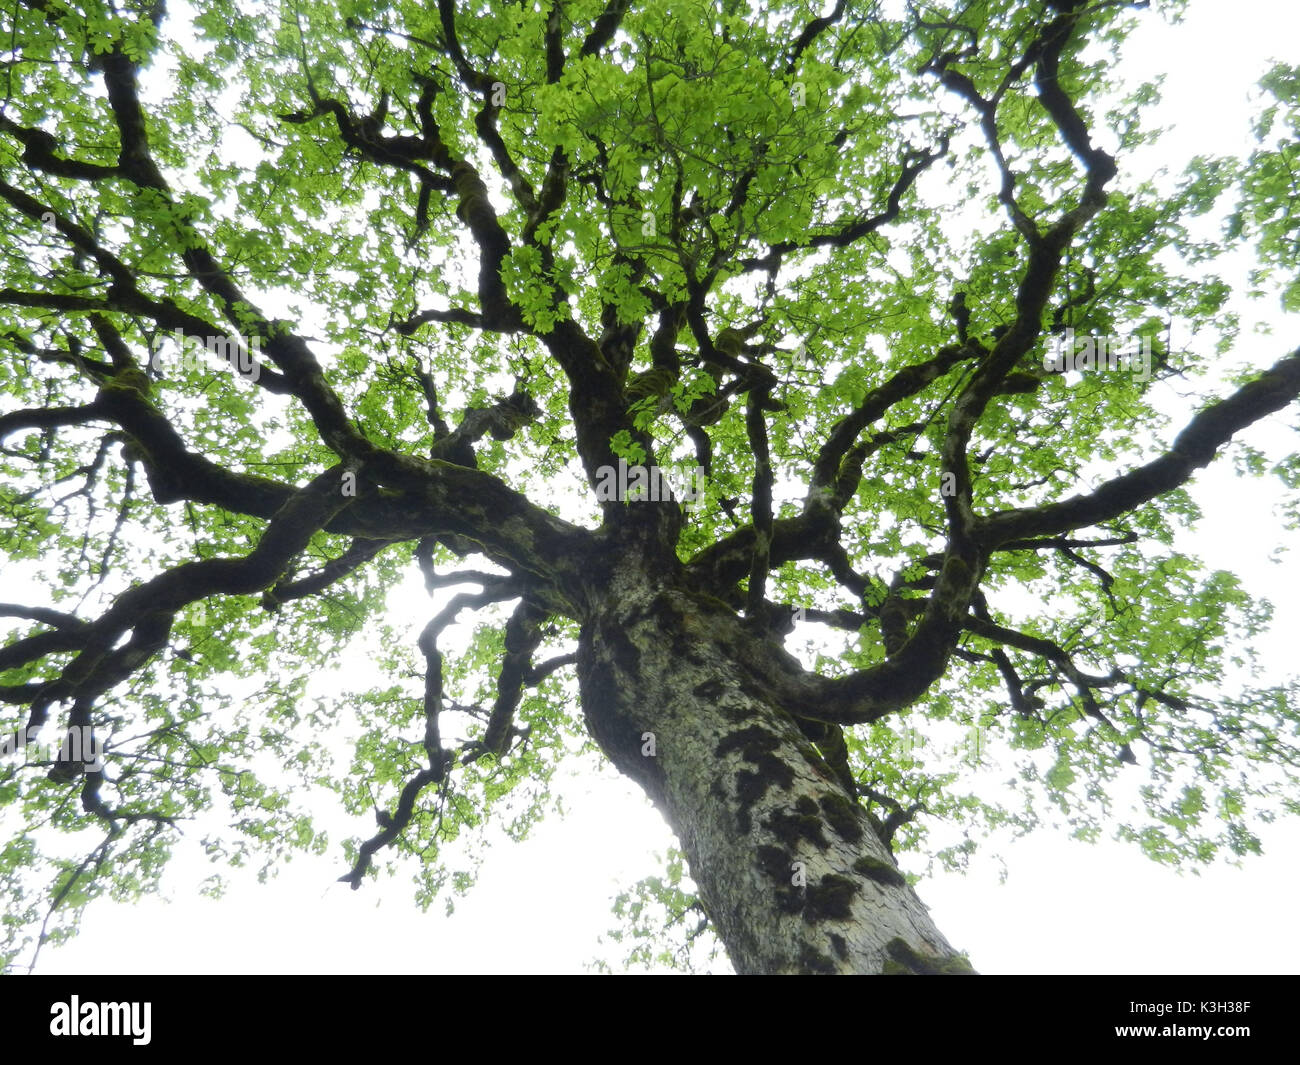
<box><xmin>14</xmin><ymin>0</ymin><xmax>1300</xmax><ymax>974</ymax></box>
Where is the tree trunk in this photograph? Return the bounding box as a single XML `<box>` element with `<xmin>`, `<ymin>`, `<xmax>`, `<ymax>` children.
<box><xmin>577</xmin><ymin>574</ymin><xmax>975</xmax><ymax>974</ymax></box>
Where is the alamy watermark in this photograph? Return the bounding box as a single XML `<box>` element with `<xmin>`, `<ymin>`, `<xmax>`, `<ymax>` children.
<box><xmin>50</xmin><ymin>996</ymin><xmax>151</xmax><ymax>1045</ymax></box>
<box><xmin>148</xmin><ymin>327</ymin><xmax>262</xmax><ymax>382</ymax></box>
<box><xmin>1</xmin><ymin>724</ymin><xmax>104</xmax><ymax>771</ymax></box>
<box><xmin>594</xmin><ymin>459</ymin><xmax>706</xmax><ymax>508</ymax></box>
<box><xmin>1043</xmin><ymin>328</ymin><xmax>1152</xmax><ymax>383</ymax></box>
<box><xmin>896</xmin><ymin>723</ymin><xmax>991</xmax><ymax>766</ymax></box>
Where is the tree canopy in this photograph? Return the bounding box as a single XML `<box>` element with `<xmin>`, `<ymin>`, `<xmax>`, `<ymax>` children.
<box><xmin>2</xmin><ymin>0</ymin><xmax>1298</xmax><ymax>974</ymax></box>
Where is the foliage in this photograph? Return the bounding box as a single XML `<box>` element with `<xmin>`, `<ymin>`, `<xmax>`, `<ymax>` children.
<box><xmin>1</xmin><ymin>0</ymin><xmax>1298</xmax><ymax>972</ymax></box>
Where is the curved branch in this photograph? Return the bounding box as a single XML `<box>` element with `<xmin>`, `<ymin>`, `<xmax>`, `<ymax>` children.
<box><xmin>977</xmin><ymin>347</ymin><xmax>1300</xmax><ymax>547</ymax></box>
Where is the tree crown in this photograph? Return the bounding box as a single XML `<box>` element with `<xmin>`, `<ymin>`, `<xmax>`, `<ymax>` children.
<box><xmin>2</xmin><ymin>0</ymin><xmax>1298</xmax><ymax>971</ymax></box>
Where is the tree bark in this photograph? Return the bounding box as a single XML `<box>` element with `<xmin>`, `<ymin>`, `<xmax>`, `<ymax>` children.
<box><xmin>577</xmin><ymin>573</ymin><xmax>975</xmax><ymax>974</ymax></box>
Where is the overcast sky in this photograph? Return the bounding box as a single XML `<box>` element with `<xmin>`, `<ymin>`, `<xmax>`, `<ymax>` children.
<box><xmin>13</xmin><ymin>0</ymin><xmax>1300</xmax><ymax>974</ymax></box>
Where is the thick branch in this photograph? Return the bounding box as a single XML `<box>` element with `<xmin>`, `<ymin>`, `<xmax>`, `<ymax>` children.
<box><xmin>977</xmin><ymin>348</ymin><xmax>1300</xmax><ymax>547</ymax></box>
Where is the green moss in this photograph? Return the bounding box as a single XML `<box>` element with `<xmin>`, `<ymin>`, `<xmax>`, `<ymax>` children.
<box><xmin>756</xmin><ymin>844</ymin><xmax>789</xmax><ymax>881</ymax></box>
<box><xmin>799</xmin><ymin>945</ymin><xmax>838</xmax><ymax>974</ymax></box>
<box><xmin>101</xmin><ymin>368</ymin><xmax>153</xmax><ymax>400</ymax></box>
<box><xmin>819</xmin><ymin>793</ymin><xmax>865</xmax><ymax>843</ymax></box>
<box><xmin>718</xmin><ymin>726</ymin><xmax>796</xmax><ymax>831</ymax></box>
<box><xmin>752</xmin><ymin>755</ymin><xmax>794</xmax><ymax>793</ymax></box>
<box><xmin>828</xmin><ymin>932</ymin><xmax>849</xmax><ymax>961</ymax></box>
<box><xmin>714</xmin><ymin>726</ymin><xmax>777</xmax><ymax>760</ymax></box>
<box><xmin>792</xmin><ymin>736</ymin><xmax>841</xmax><ymax>787</ymax></box>
<box><xmin>804</xmin><ymin>873</ymin><xmax>858</xmax><ymax>921</ymax></box>
<box><xmin>883</xmin><ymin>937</ymin><xmax>977</xmax><ymax>975</ymax></box>
<box><xmin>764</xmin><ymin>806</ymin><xmax>829</xmax><ymax>850</ymax></box>
<box><xmin>755</xmin><ymin>845</ymin><xmax>803</xmax><ymax>915</ymax></box>
<box><xmin>853</xmin><ymin>854</ymin><xmax>907</xmax><ymax>888</ymax></box>
<box><xmin>733</xmin><ymin>771</ymin><xmax>762</xmax><ymax>831</ymax></box>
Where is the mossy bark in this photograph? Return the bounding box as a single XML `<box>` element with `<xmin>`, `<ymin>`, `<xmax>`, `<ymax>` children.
<box><xmin>577</xmin><ymin>572</ymin><xmax>974</xmax><ymax>975</ymax></box>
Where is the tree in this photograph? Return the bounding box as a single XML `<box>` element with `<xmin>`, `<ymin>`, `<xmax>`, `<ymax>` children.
<box><xmin>2</xmin><ymin>0</ymin><xmax>1298</xmax><ymax>975</ymax></box>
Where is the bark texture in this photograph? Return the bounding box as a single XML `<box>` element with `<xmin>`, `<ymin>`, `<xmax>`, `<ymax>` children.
<box><xmin>14</xmin><ymin>0</ymin><xmax>1300</xmax><ymax>979</ymax></box>
<box><xmin>578</xmin><ymin>570</ymin><xmax>973</xmax><ymax>974</ymax></box>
